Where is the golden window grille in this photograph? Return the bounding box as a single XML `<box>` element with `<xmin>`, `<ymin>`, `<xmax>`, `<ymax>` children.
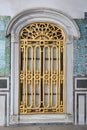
<box><xmin>19</xmin><ymin>22</ymin><xmax>65</xmax><ymax>114</ymax></box>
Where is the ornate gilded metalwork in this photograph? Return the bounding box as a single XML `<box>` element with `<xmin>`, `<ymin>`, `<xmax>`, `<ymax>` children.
<box><xmin>19</xmin><ymin>22</ymin><xmax>65</xmax><ymax>114</ymax></box>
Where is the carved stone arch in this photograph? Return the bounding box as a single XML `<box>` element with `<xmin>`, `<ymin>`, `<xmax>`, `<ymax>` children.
<box><xmin>6</xmin><ymin>8</ymin><xmax>80</xmax><ymax>40</ymax></box>
<box><xmin>6</xmin><ymin>8</ymin><xmax>80</xmax><ymax>125</ymax></box>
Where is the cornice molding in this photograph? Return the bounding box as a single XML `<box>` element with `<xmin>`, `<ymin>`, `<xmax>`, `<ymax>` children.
<box><xmin>6</xmin><ymin>8</ymin><xmax>80</xmax><ymax>39</ymax></box>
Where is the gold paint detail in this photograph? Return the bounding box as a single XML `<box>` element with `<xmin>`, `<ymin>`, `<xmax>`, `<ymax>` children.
<box><xmin>19</xmin><ymin>22</ymin><xmax>65</xmax><ymax>114</ymax></box>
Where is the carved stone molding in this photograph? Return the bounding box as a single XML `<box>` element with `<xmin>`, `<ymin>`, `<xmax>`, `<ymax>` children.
<box><xmin>10</xmin><ymin>115</ymin><xmax>19</xmax><ymax>125</ymax></box>
<box><xmin>11</xmin><ymin>33</ymin><xmax>19</xmax><ymax>43</ymax></box>
<box><xmin>6</xmin><ymin>8</ymin><xmax>80</xmax><ymax>40</ymax></box>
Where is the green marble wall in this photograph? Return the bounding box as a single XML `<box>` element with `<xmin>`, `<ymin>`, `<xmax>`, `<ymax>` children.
<box><xmin>0</xmin><ymin>16</ymin><xmax>11</xmax><ymax>76</ymax></box>
<box><xmin>74</xmin><ymin>19</ymin><xmax>87</xmax><ymax>76</ymax></box>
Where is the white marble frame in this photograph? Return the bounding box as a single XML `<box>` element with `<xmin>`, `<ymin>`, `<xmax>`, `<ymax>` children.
<box><xmin>0</xmin><ymin>92</ymin><xmax>9</xmax><ymax>126</ymax></box>
<box><xmin>75</xmin><ymin>91</ymin><xmax>87</xmax><ymax>125</ymax></box>
<box><xmin>6</xmin><ymin>8</ymin><xmax>80</xmax><ymax>125</ymax></box>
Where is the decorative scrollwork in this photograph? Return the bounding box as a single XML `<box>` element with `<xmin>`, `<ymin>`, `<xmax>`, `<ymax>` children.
<box><xmin>44</xmin><ymin>70</ymin><xmax>50</xmax><ymax>85</ymax></box>
<box><xmin>35</xmin><ymin>70</ymin><xmax>40</xmax><ymax>85</ymax></box>
<box><xmin>20</xmin><ymin>22</ymin><xmax>65</xmax><ymax>41</ymax></box>
<box><xmin>19</xmin><ymin>22</ymin><xmax>65</xmax><ymax>114</ymax></box>
<box><xmin>20</xmin><ymin>71</ymin><xmax>25</xmax><ymax>83</ymax></box>
<box><xmin>27</xmin><ymin>71</ymin><xmax>32</xmax><ymax>84</ymax></box>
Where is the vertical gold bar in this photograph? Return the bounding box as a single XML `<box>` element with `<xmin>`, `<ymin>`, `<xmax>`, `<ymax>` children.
<box><xmin>30</xmin><ymin>46</ymin><xmax>32</xmax><ymax>107</ymax></box>
<box><xmin>63</xmin><ymin>43</ymin><xmax>65</xmax><ymax>113</ymax></box>
<box><xmin>29</xmin><ymin>46</ymin><xmax>33</xmax><ymax>107</ymax></box>
<box><xmin>42</xmin><ymin>46</ymin><xmax>45</xmax><ymax>107</ymax></box>
<box><xmin>39</xmin><ymin>46</ymin><xmax>41</xmax><ymax>108</ymax></box>
<box><xmin>27</xmin><ymin>46</ymin><xmax>29</xmax><ymax>108</ymax></box>
<box><xmin>59</xmin><ymin>41</ymin><xmax>60</xmax><ymax>111</ymax></box>
<box><xmin>51</xmin><ymin>46</ymin><xmax>53</xmax><ymax>107</ymax></box>
<box><xmin>36</xmin><ymin>46</ymin><xmax>40</xmax><ymax>108</ymax></box>
<box><xmin>25</xmin><ymin>43</ymin><xmax>28</xmax><ymax>108</ymax></box>
<box><xmin>23</xmin><ymin>43</ymin><xmax>26</xmax><ymax>108</ymax></box>
<box><xmin>32</xmin><ymin>46</ymin><xmax>34</xmax><ymax>108</ymax></box>
<box><xmin>44</xmin><ymin>47</ymin><xmax>48</xmax><ymax>107</ymax></box>
<box><xmin>56</xmin><ymin>46</ymin><xmax>59</xmax><ymax>107</ymax></box>
<box><xmin>60</xmin><ymin>42</ymin><xmax>63</xmax><ymax>110</ymax></box>
<box><xmin>53</xmin><ymin>46</ymin><xmax>57</xmax><ymax>108</ymax></box>
<box><xmin>34</xmin><ymin>46</ymin><xmax>36</xmax><ymax>107</ymax></box>
<box><xmin>48</xmin><ymin>46</ymin><xmax>51</xmax><ymax>107</ymax></box>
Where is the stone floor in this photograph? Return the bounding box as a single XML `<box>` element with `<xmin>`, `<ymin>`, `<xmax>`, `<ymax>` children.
<box><xmin>0</xmin><ymin>125</ymin><xmax>87</xmax><ymax>130</ymax></box>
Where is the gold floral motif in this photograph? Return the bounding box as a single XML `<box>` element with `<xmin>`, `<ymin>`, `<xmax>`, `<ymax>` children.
<box><xmin>34</xmin><ymin>70</ymin><xmax>40</xmax><ymax>84</ymax></box>
<box><xmin>44</xmin><ymin>71</ymin><xmax>50</xmax><ymax>85</ymax></box>
<box><xmin>20</xmin><ymin>71</ymin><xmax>24</xmax><ymax>83</ymax></box>
<box><xmin>27</xmin><ymin>71</ymin><xmax>32</xmax><ymax>84</ymax></box>
<box><xmin>35</xmin><ymin>74</ymin><xmax>40</xmax><ymax>80</ymax></box>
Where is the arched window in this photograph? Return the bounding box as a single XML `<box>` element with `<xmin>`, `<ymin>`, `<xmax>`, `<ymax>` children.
<box><xmin>6</xmin><ymin>8</ymin><xmax>80</xmax><ymax>124</ymax></box>
<box><xmin>19</xmin><ymin>22</ymin><xmax>65</xmax><ymax>114</ymax></box>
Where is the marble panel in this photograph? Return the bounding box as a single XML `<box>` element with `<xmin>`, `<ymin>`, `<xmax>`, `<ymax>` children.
<box><xmin>0</xmin><ymin>16</ymin><xmax>11</xmax><ymax>76</ymax></box>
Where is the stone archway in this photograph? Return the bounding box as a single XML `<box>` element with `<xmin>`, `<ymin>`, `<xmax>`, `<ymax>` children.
<box><xmin>6</xmin><ymin>8</ymin><xmax>80</xmax><ymax>125</ymax></box>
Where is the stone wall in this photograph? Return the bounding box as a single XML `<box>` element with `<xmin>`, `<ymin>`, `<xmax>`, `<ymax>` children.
<box><xmin>74</xmin><ymin>19</ymin><xmax>87</xmax><ymax>76</ymax></box>
<box><xmin>73</xmin><ymin>19</ymin><xmax>87</xmax><ymax>125</ymax></box>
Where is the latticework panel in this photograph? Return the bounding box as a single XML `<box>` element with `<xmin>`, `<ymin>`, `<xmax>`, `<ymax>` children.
<box><xmin>19</xmin><ymin>22</ymin><xmax>65</xmax><ymax>114</ymax></box>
